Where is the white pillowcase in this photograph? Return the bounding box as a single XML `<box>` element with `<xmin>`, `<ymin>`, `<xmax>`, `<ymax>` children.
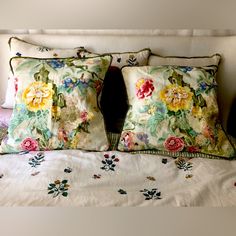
<box><xmin>148</xmin><ymin>53</ymin><xmax>221</xmax><ymax>67</ymax></box>
<box><xmin>2</xmin><ymin>37</ymin><xmax>87</xmax><ymax>109</ymax></box>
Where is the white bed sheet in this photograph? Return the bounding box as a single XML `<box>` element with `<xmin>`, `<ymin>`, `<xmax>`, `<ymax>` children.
<box><xmin>0</xmin><ymin>149</ymin><xmax>236</xmax><ymax>206</ymax></box>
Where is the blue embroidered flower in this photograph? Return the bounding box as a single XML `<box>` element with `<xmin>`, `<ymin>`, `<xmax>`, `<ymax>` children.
<box><xmin>180</xmin><ymin>66</ymin><xmax>193</xmax><ymax>73</ymax></box>
<box><xmin>137</xmin><ymin>133</ymin><xmax>149</xmax><ymax>144</ymax></box>
<box><xmin>48</xmin><ymin>59</ymin><xmax>64</xmax><ymax>69</ymax></box>
<box><xmin>200</xmin><ymin>82</ymin><xmax>207</xmax><ymax>91</ymax></box>
<box><xmin>63</xmin><ymin>78</ymin><xmax>76</xmax><ymax>88</ymax></box>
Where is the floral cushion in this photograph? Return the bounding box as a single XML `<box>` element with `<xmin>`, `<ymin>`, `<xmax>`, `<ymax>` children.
<box><xmin>118</xmin><ymin>65</ymin><xmax>235</xmax><ymax>159</ymax></box>
<box><xmin>0</xmin><ymin>55</ymin><xmax>112</xmax><ymax>153</ymax></box>
<box><xmin>2</xmin><ymin>37</ymin><xmax>90</xmax><ymax>109</ymax></box>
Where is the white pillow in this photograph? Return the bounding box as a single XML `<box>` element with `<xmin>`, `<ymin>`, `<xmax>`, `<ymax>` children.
<box><xmin>148</xmin><ymin>53</ymin><xmax>221</xmax><ymax>67</ymax></box>
<box><xmin>1</xmin><ymin>37</ymin><xmax>88</xmax><ymax>109</ymax></box>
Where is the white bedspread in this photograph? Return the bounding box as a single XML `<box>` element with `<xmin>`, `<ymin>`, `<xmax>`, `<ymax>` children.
<box><xmin>0</xmin><ymin>150</ymin><xmax>236</xmax><ymax>206</ymax></box>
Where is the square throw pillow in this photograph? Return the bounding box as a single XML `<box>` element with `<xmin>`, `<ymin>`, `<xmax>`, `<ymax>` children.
<box><xmin>1</xmin><ymin>37</ymin><xmax>91</xmax><ymax>109</ymax></box>
<box><xmin>148</xmin><ymin>53</ymin><xmax>221</xmax><ymax>68</ymax></box>
<box><xmin>0</xmin><ymin>55</ymin><xmax>112</xmax><ymax>153</ymax></box>
<box><xmin>118</xmin><ymin>65</ymin><xmax>235</xmax><ymax>159</ymax></box>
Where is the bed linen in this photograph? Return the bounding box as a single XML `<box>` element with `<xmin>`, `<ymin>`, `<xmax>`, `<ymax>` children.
<box><xmin>0</xmin><ymin>147</ymin><xmax>236</xmax><ymax>207</ymax></box>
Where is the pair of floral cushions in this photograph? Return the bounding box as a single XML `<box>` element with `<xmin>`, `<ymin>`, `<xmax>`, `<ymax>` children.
<box><xmin>0</xmin><ymin>37</ymin><xmax>235</xmax><ymax>159</ymax></box>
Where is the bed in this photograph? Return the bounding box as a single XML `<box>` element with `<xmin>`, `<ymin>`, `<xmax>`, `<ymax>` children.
<box><xmin>0</xmin><ymin>29</ymin><xmax>235</xmax><ymax>206</ymax></box>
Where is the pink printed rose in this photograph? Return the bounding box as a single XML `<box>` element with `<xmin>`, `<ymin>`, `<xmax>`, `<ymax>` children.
<box><xmin>21</xmin><ymin>138</ymin><xmax>38</xmax><ymax>151</ymax></box>
<box><xmin>164</xmin><ymin>136</ymin><xmax>185</xmax><ymax>152</ymax></box>
<box><xmin>136</xmin><ymin>79</ymin><xmax>154</xmax><ymax>99</ymax></box>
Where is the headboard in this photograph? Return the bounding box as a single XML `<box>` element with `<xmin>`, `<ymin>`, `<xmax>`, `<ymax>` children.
<box><xmin>0</xmin><ymin>29</ymin><xmax>235</xmax><ymax>129</ymax></box>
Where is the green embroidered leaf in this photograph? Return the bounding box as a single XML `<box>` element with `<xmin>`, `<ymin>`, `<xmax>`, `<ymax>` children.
<box><xmin>148</xmin><ymin>114</ymin><xmax>164</xmax><ymax>137</ymax></box>
<box><xmin>62</xmin><ymin>180</ymin><xmax>68</xmax><ymax>184</ymax></box>
<box><xmin>34</xmin><ymin>66</ymin><xmax>50</xmax><ymax>83</ymax></box>
<box><xmin>168</xmin><ymin>71</ymin><xmax>184</xmax><ymax>86</ymax></box>
<box><xmin>57</xmin><ymin>93</ymin><xmax>66</xmax><ymax>108</ymax></box>
<box><xmin>176</xmin><ymin>118</ymin><xmax>191</xmax><ymax>130</ymax></box>
<box><xmin>187</xmin><ymin>128</ymin><xmax>198</xmax><ymax>138</ymax></box>
<box><xmin>167</xmin><ymin>110</ymin><xmax>181</xmax><ymax>117</ymax></box>
<box><xmin>62</xmin><ymin>192</ymin><xmax>68</xmax><ymax>197</ymax></box>
<box><xmin>76</xmin><ymin>121</ymin><xmax>90</xmax><ymax>133</ymax></box>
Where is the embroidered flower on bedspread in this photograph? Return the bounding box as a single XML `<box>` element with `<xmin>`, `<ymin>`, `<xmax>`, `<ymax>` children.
<box><xmin>140</xmin><ymin>188</ymin><xmax>162</xmax><ymax>200</ymax></box>
<box><xmin>100</xmin><ymin>154</ymin><xmax>119</xmax><ymax>172</ymax></box>
<box><xmin>175</xmin><ymin>158</ymin><xmax>193</xmax><ymax>171</ymax></box>
<box><xmin>28</xmin><ymin>152</ymin><xmax>45</xmax><ymax>168</ymax></box>
<box><xmin>48</xmin><ymin>179</ymin><xmax>70</xmax><ymax>198</ymax></box>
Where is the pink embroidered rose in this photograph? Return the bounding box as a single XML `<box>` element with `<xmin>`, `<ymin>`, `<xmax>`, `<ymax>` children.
<box><xmin>80</xmin><ymin>111</ymin><xmax>88</xmax><ymax>122</ymax></box>
<box><xmin>164</xmin><ymin>136</ymin><xmax>185</xmax><ymax>152</ymax></box>
<box><xmin>121</xmin><ymin>132</ymin><xmax>134</xmax><ymax>150</ymax></box>
<box><xmin>187</xmin><ymin>146</ymin><xmax>199</xmax><ymax>153</ymax></box>
<box><xmin>14</xmin><ymin>77</ymin><xmax>18</xmax><ymax>95</ymax></box>
<box><xmin>136</xmin><ymin>79</ymin><xmax>154</xmax><ymax>99</ymax></box>
<box><xmin>21</xmin><ymin>138</ymin><xmax>38</xmax><ymax>151</ymax></box>
<box><xmin>80</xmin><ymin>110</ymin><xmax>94</xmax><ymax>122</ymax></box>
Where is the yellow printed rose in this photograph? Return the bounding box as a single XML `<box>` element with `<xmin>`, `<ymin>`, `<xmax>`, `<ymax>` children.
<box><xmin>159</xmin><ymin>84</ymin><xmax>193</xmax><ymax>112</ymax></box>
<box><xmin>22</xmin><ymin>81</ymin><xmax>53</xmax><ymax>112</ymax></box>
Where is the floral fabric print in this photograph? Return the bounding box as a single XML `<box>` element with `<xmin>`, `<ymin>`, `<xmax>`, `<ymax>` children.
<box><xmin>0</xmin><ymin>55</ymin><xmax>112</xmax><ymax>153</ymax></box>
<box><xmin>118</xmin><ymin>66</ymin><xmax>235</xmax><ymax>158</ymax></box>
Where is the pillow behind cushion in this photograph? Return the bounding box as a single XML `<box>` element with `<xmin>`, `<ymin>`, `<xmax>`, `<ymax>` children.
<box><xmin>118</xmin><ymin>65</ymin><xmax>235</xmax><ymax>159</ymax></box>
<box><xmin>0</xmin><ymin>55</ymin><xmax>112</xmax><ymax>153</ymax></box>
<box><xmin>148</xmin><ymin>53</ymin><xmax>221</xmax><ymax>68</ymax></box>
<box><xmin>109</xmin><ymin>48</ymin><xmax>151</xmax><ymax>68</ymax></box>
<box><xmin>2</xmin><ymin>37</ymin><xmax>91</xmax><ymax>109</ymax></box>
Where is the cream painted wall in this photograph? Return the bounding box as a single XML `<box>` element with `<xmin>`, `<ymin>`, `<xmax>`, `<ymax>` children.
<box><xmin>0</xmin><ymin>0</ymin><xmax>235</xmax><ymax>29</ymax></box>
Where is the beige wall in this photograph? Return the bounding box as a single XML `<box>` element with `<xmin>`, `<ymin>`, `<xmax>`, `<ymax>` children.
<box><xmin>0</xmin><ymin>0</ymin><xmax>235</xmax><ymax>29</ymax></box>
